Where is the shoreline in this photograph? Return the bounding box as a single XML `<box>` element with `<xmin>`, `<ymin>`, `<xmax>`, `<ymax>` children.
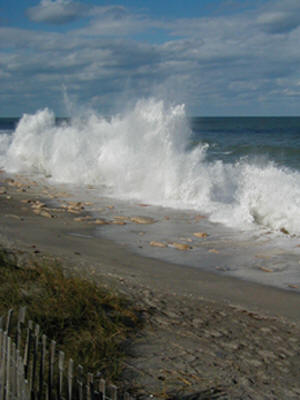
<box><xmin>1</xmin><ymin>172</ymin><xmax>299</xmax><ymax>324</ymax></box>
<box><xmin>1</xmin><ymin>172</ymin><xmax>300</xmax><ymax>398</ymax></box>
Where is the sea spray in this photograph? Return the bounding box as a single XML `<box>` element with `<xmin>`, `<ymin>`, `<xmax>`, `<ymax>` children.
<box><xmin>2</xmin><ymin>97</ymin><xmax>300</xmax><ymax>235</ymax></box>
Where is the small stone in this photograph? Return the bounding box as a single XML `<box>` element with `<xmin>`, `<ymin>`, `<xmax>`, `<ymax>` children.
<box><xmin>0</xmin><ymin>186</ymin><xmax>7</xmax><ymax>194</ymax></box>
<box><xmin>73</xmin><ymin>216</ymin><xmax>92</xmax><ymax>222</ymax></box>
<box><xmin>150</xmin><ymin>241</ymin><xmax>167</xmax><ymax>248</ymax></box>
<box><xmin>245</xmin><ymin>358</ymin><xmax>263</xmax><ymax>367</ymax></box>
<box><xmin>93</xmin><ymin>219</ymin><xmax>109</xmax><ymax>225</ymax></box>
<box><xmin>288</xmin><ymin>284</ymin><xmax>299</xmax><ymax>289</ymax></box>
<box><xmin>169</xmin><ymin>242</ymin><xmax>192</xmax><ymax>251</ymax></box>
<box><xmin>258</xmin><ymin>350</ymin><xmax>276</xmax><ymax>361</ymax></box>
<box><xmin>67</xmin><ymin>208</ymin><xmax>81</xmax><ymax>214</ymax></box>
<box><xmin>259</xmin><ymin>266</ymin><xmax>273</xmax><ymax>273</ymax></box>
<box><xmin>194</xmin><ymin>215</ymin><xmax>206</xmax><ymax>221</ymax></box>
<box><xmin>193</xmin><ymin>232</ymin><xmax>208</xmax><ymax>238</ymax></box>
<box><xmin>209</xmin><ymin>330</ymin><xmax>222</xmax><ymax>338</ymax></box>
<box><xmin>221</xmin><ymin>341</ymin><xmax>239</xmax><ymax>350</ymax></box>
<box><xmin>185</xmin><ymin>354</ymin><xmax>196</xmax><ymax>363</ymax></box>
<box><xmin>280</xmin><ymin>227</ymin><xmax>289</xmax><ymax>235</ymax></box>
<box><xmin>192</xmin><ymin>318</ymin><xmax>203</xmax><ymax>328</ymax></box>
<box><xmin>277</xmin><ymin>347</ymin><xmax>295</xmax><ymax>358</ymax></box>
<box><xmin>179</xmin><ymin>237</ymin><xmax>193</xmax><ymax>242</ymax></box>
<box><xmin>40</xmin><ymin>210</ymin><xmax>53</xmax><ymax>218</ymax></box>
<box><xmin>113</xmin><ymin>216</ymin><xmax>129</xmax><ymax>222</ymax></box>
<box><xmin>208</xmin><ymin>249</ymin><xmax>219</xmax><ymax>254</ymax></box>
<box><xmin>260</xmin><ymin>327</ymin><xmax>272</xmax><ymax>334</ymax></box>
<box><xmin>33</xmin><ymin>209</ymin><xmax>41</xmax><ymax>215</ymax></box>
<box><xmin>32</xmin><ymin>202</ymin><xmax>46</xmax><ymax>210</ymax></box>
<box><xmin>112</xmin><ymin>220</ymin><xmax>127</xmax><ymax>225</ymax></box>
<box><xmin>130</xmin><ymin>216</ymin><xmax>156</xmax><ymax>224</ymax></box>
<box><xmin>218</xmin><ymin>311</ymin><xmax>227</xmax><ymax>317</ymax></box>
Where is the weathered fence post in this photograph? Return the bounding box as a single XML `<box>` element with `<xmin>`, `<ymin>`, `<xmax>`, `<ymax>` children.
<box><xmin>0</xmin><ymin>309</ymin><xmax>137</xmax><ymax>400</ymax></box>
<box><xmin>24</xmin><ymin>320</ymin><xmax>33</xmax><ymax>380</ymax></box>
<box><xmin>16</xmin><ymin>307</ymin><xmax>26</xmax><ymax>351</ymax></box>
<box><xmin>87</xmin><ymin>373</ymin><xmax>93</xmax><ymax>400</ymax></box>
<box><xmin>77</xmin><ymin>365</ymin><xmax>84</xmax><ymax>400</ymax></box>
<box><xmin>0</xmin><ymin>331</ymin><xmax>8</xmax><ymax>400</ymax></box>
<box><xmin>109</xmin><ymin>384</ymin><xmax>118</xmax><ymax>400</ymax></box>
<box><xmin>5</xmin><ymin>309</ymin><xmax>13</xmax><ymax>336</ymax></box>
<box><xmin>38</xmin><ymin>334</ymin><xmax>47</xmax><ymax>400</ymax></box>
<box><xmin>67</xmin><ymin>359</ymin><xmax>73</xmax><ymax>400</ymax></box>
<box><xmin>5</xmin><ymin>335</ymin><xmax>11</xmax><ymax>400</ymax></box>
<box><xmin>48</xmin><ymin>340</ymin><xmax>56</xmax><ymax>400</ymax></box>
<box><xmin>31</xmin><ymin>323</ymin><xmax>40</xmax><ymax>397</ymax></box>
<box><xmin>99</xmin><ymin>379</ymin><xmax>105</xmax><ymax>400</ymax></box>
<box><xmin>11</xmin><ymin>342</ymin><xmax>17</xmax><ymax>399</ymax></box>
<box><xmin>58</xmin><ymin>350</ymin><xmax>65</xmax><ymax>400</ymax></box>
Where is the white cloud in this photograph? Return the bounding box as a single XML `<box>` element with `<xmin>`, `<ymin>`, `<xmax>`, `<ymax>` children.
<box><xmin>257</xmin><ymin>0</ymin><xmax>300</xmax><ymax>34</ymax></box>
<box><xmin>2</xmin><ymin>1</ymin><xmax>300</xmax><ymax>115</ymax></box>
<box><xmin>27</xmin><ymin>0</ymin><xmax>87</xmax><ymax>25</ymax></box>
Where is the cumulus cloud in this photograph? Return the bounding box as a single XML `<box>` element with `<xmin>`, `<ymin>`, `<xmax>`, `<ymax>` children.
<box><xmin>257</xmin><ymin>0</ymin><xmax>300</xmax><ymax>33</ymax></box>
<box><xmin>257</xmin><ymin>11</ymin><xmax>300</xmax><ymax>33</ymax></box>
<box><xmin>27</xmin><ymin>0</ymin><xmax>87</xmax><ymax>25</ymax></box>
<box><xmin>2</xmin><ymin>0</ymin><xmax>300</xmax><ymax>115</ymax></box>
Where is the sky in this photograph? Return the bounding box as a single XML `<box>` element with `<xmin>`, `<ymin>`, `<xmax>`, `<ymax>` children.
<box><xmin>1</xmin><ymin>0</ymin><xmax>300</xmax><ymax>116</ymax></box>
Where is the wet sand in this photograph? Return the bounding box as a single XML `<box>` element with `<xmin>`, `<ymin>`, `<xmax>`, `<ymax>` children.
<box><xmin>1</xmin><ymin>172</ymin><xmax>300</xmax><ymax>399</ymax></box>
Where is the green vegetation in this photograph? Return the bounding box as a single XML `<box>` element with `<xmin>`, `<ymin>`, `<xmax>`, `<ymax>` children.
<box><xmin>0</xmin><ymin>248</ymin><xmax>141</xmax><ymax>381</ymax></box>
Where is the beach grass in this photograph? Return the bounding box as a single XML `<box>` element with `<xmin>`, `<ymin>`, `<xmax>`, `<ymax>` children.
<box><xmin>0</xmin><ymin>247</ymin><xmax>141</xmax><ymax>381</ymax></box>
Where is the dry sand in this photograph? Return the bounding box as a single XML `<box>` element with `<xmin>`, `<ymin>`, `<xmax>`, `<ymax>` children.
<box><xmin>0</xmin><ymin>172</ymin><xmax>300</xmax><ymax>399</ymax></box>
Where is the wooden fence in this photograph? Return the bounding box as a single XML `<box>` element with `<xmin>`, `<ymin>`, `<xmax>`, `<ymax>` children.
<box><xmin>0</xmin><ymin>307</ymin><xmax>135</xmax><ymax>400</ymax></box>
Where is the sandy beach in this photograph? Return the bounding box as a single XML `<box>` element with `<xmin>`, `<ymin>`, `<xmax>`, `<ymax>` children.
<box><xmin>1</xmin><ymin>171</ymin><xmax>300</xmax><ymax>399</ymax></box>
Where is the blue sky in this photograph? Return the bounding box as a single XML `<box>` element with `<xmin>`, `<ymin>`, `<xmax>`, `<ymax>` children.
<box><xmin>1</xmin><ymin>0</ymin><xmax>300</xmax><ymax>116</ymax></box>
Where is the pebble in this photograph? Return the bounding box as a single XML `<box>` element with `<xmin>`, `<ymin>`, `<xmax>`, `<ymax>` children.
<box><xmin>191</xmin><ymin>318</ymin><xmax>203</xmax><ymax>328</ymax></box>
<box><xmin>169</xmin><ymin>242</ymin><xmax>192</xmax><ymax>251</ymax></box>
<box><xmin>257</xmin><ymin>350</ymin><xmax>276</xmax><ymax>361</ymax></box>
<box><xmin>93</xmin><ymin>219</ymin><xmax>109</xmax><ymax>225</ymax></box>
<box><xmin>112</xmin><ymin>220</ymin><xmax>127</xmax><ymax>225</ymax></box>
<box><xmin>150</xmin><ymin>241</ymin><xmax>167</xmax><ymax>248</ymax></box>
<box><xmin>288</xmin><ymin>284</ymin><xmax>299</xmax><ymax>289</ymax></box>
<box><xmin>40</xmin><ymin>210</ymin><xmax>53</xmax><ymax>219</ymax></box>
<box><xmin>193</xmin><ymin>232</ymin><xmax>208</xmax><ymax>238</ymax></box>
<box><xmin>258</xmin><ymin>266</ymin><xmax>273</xmax><ymax>273</ymax></box>
<box><xmin>194</xmin><ymin>215</ymin><xmax>206</xmax><ymax>221</ymax></box>
<box><xmin>73</xmin><ymin>216</ymin><xmax>92</xmax><ymax>222</ymax></box>
<box><xmin>113</xmin><ymin>216</ymin><xmax>129</xmax><ymax>221</ymax></box>
<box><xmin>221</xmin><ymin>342</ymin><xmax>239</xmax><ymax>350</ymax></box>
<box><xmin>130</xmin><ymin>216</ymin><xmax>156</xmax><ymax>224</ymax></box>
<box><xmin>245</xmin><ymin>358</ymin><xmax>263</xmax><ymax>368</ymax></box>
<box><xmin>259</xmin><ymin>327</ymin><xmax>272</xmax><ymax>334</ymax></box>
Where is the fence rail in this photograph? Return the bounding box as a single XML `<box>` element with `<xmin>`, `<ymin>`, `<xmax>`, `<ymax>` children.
<box><xmin>0</xmin><ymin>308</ymin><xmax>135</xmax><ymax>400</ymax></box>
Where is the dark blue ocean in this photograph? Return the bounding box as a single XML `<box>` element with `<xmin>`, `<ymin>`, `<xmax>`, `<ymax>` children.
<box><xmin>190</xmin><ymin>116</ymin><xmax>300</xmax><ymax>171</ymax></box>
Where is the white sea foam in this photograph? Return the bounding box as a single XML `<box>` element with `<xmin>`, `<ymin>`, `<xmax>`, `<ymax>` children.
<box><xmin>2</xmin><ymin>98</ymin><xmax>300</xmax><ymax>234</ymax></box>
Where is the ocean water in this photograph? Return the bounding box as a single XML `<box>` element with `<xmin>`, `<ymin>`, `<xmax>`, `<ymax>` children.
<box><xmin>1</xmin><ymin>99</ymin><xmax>300</xmax><ymax>289</ymax></box>
<box><xmin>1</xmin><ymin>99</ymin><xmax>300</xmax><ymax>235</ymax></box>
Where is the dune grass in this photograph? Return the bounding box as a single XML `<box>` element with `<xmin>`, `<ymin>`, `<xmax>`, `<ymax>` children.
<box><xmin>0</xmin><ymin>248</ymin><xmax>141</xmax><ymax>381</ymax></box>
